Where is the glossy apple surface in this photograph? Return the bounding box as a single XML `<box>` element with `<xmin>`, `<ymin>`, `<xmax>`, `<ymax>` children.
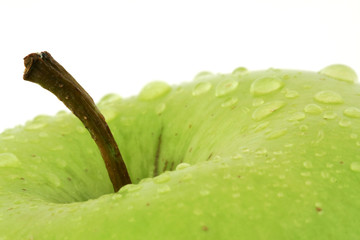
<box><xmin>0</xmin><ymin>65</ymin><xmax>359</xmax><ymax>239</ymax></box>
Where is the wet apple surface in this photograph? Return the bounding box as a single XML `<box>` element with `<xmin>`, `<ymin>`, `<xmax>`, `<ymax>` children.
<box><xmin>0</xmin><ymin>56</ymin><xmax>359</xmax><ymax>239</ymax></box>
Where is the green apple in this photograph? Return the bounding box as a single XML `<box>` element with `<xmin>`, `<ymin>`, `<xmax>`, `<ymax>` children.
<box><xmin>0</xmin><ymin>52</ymin><xmax>359</xmax><ymax>240</ymax></box>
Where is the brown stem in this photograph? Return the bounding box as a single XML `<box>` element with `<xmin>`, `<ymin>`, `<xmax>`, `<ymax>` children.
<box><xmin>23</xmin><ymin>51</ymin><xmax>131</xmax><ymax>192</ymax></box>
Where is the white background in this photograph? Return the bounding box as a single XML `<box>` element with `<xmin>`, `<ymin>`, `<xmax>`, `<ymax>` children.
<box><xmin>0</xmin><ymin>0</ymin><xmax>359</xmax><ymax>132</ymax></box>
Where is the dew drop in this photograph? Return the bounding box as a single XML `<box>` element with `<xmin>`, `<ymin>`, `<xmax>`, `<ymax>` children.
<box><xmin>200</xmin><ymin>189</ymin><xmax>210</xmax><ymax>196</ymax></box>
<box><xmin>252</xmin><ymin>98</ymin><xmax>264</xmax><ymax>107</ymax></box>
<box><xmin>350</xmin><ymin>162</ymin><xmax>360</xmax><ymax>172</ymax></box>
<box><xmin>339</xmin><ymin>118</ymin><xmax>351</xmax><ymax>127</ymax></box>
<box><xmin>254</xmin><ymin>121</ymin><xmax>270</xmax><ymax>132</ymax></box>
<box><xmin>250</xmin><ymin>76</ymin><xmax>284</xmax><ymax>96</ymax></box>
<box><xmin>193</xmin><ymin>209</ymin><xmax>203</xmax><ymax>216</ymax></box>
<box><xmin>285</xmin><ymin>90</ymin><xmax>299</xmax><ymax>99</ymax></box>
<box><xmin>180</xmin><ymin>173</ymin><xmax>193</xmax><ymax>181</ymax></box>
<box><xmin>176</xmin><ymin>163</ymin><xmax>191</xmax><ymax>170</ymax></box>
<box><xmin>155</xmin><ymin>103</ymin><xmax>166</xmax><ymax>115</ymax></box>
<box><xmin>25</xmin><ymin>121</ymin><xmax>47</xmax><ymax>130</ymax></box>
<box><xmin>323</xmin><ymin>111</ymin><xmax>338</xmax><ymax>120</ymax></box>
<box><xmin>349</xmin><ymin>134</ymin><xmax>358</xmax><ymax>140</ymax></box>
<box><xmin>303</xmin><ymin>161</ymin><xmax>313</xmax><ymax>169</ymax></box>
<box><xmin>287</xmin><ymin>112</ymin><xmax>306</xmax><ymax>121</ymax></box>
<box><xmin>265</xmin><ymin>128</ymin><xmax>288</xmax><ymax>139</ymax></box>
<box><xmin>0</xmin><ymin>134</ymin><xmax>15</xmax><ymax>140</ymax></box>
<box><xmin>126</xmin><ymin>184</ymin><xmax>142</xmax><ymax>192</ymax></box>
<box><xmin>252</xmin><ymin>100</ymin><xmax>286</xmax><ymax>121</ymax></box>
<box><xmin>138</xmin><ymin>81</ymin><xmax>171</xmax><ymax>100</ymax></box>
<box><xmin>314</xmin><ymin>90</ymin><xmax>343</xmax><ymax>104</ymax></box>
<box><xmin>38</xmin><ymin>132</ymin><xmax>49</xmax><ymax>138</ymax></box>
<box><xmin>232</xmin><ymin>67</ymin><xmax>248</xmax><ymax>76</ymax></box>
<box><xmin>221</xmin><ymin>97</ymin><xmax>239</xmax><ymax>107</ymax></box>
<box><xmin>278</xmin><ymin>174</ymin><xmax>286</xmax><ymax>180</ymax></box>
<box><xmin>157</xmin><ymin>184</ymin><xmax>171</xmax><ymax>194</ymax></box>
<box><xmin>192</xmin><ymin>82</ymin><xmax>212</xmax><ymax>96</ymax></box>
<box><xmin>47</xmin><ymin>173</ymin><xmax>61</xmax><ymax>187</ymax></box>
<box><xmin>215</xmin><ymin>79</ymin><xmax>239</xmax><ymax>97</ymax></box>
<box><xmin>98</xmin><ymin>93</ymin><xmax>122</xmax><ymax>106</ymax></box>
<box><xmin>344</xmin><ymin>107</ymin><xmax>360</xmax><ymax>118</ymax></box>
<box><xmin>153</xmin><ymin>173</ymin><xmax>171</xmax><ymax>184</ymax></box>
<box><xmin>277</xmin><ymin>192</ymin><xmax>284</xmax><ymax>198</ymax></box>
<box><xmin>231</xmin><ymin>153</ymin><xmax>243</xmax><ymax>160</ymax></box>
<box><xmin>51</xmin><ymin>145</ymin><xmax>64</xmax><ymax>151</ymax></box>
<box><xmin>304</xmin><ymin>104</ymin><xmax>323</xmax><ymax>114</ymax></box>
<box><xmin>232</xmin><ymin>193</ymin><xmax>241</xmax><ymax>198</ymax></box>
<box><xmin>321</xmin><ymin>171</ymin><xmax>330</xmax><ymax>178</ymax></box>
<box><xmin>319</xmin><ymin>64</ymin><xmax>358</xmax><ymax>83</ymax></box>
<box><xmin>193</xmin><ymin>71</ymin><xmax>214</xmax><ymax>81</ymax></box>
<box><xmin>0</xmin><ymin>153</ymin><xmax>20</xmax><ymax>167</ymax></box>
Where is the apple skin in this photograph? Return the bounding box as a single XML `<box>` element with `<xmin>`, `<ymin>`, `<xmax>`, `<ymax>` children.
<box><xmin>1</xmin><ymin>66</ymin><xmax>360</xmax><ymax>239</ymax></box>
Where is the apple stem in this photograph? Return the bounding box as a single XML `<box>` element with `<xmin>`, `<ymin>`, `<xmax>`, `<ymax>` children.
<box><xmin>23</xmin><ymin>51</ymin><xmax>131</xmax><ymax>192</ymax></box>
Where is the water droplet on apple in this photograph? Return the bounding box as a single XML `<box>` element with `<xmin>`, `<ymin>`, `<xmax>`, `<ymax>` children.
<box><xmin>277</xmin><ymin>192</ymin><xmax>284</xmax><ymax>198</ymax></box>
<box><xmin>265</xmin><ymin>128</ymin><xmax>288</xmax><ymax>139</ymax></box>
<box><xmin>111</xmin><ymin>193</ymin><xmax>123</xmax><ymax>200</ymax></box>
<box><xmin>51</xmin><ymin>145</ymin><xmax>64</xmax><ymax>151</ymax></box>
<box><xmin>138</xmin><ymin>81</ymin><xmax>171</xmax><ymax>100</ymax></box>
<box><xmin>252</xmin><ymin>98</ymin><xmax>264</xmax><ymax>107</ymax></box>
<box><xmin>215</xmin><ymin>78</ymin><xmax>239</xmax><ymax>97</ymax></box>
<box><xmin>250</xmin><ymin>76</ymin><xmax>284</xmax><ymax>96</ymax></box>
<box><xmin>0</xmin><ymin>153</ymin><xmax>20</xmax><ymax>167</ymax></box>
<box><xmin>278</xmin><ymin>174</ymin><xmax>286</xmax><ymax>180</ymax></box>
<box><xmin>232</xmin><ymin>67</ymin><xmax>248</xmax><ymax>76</ymax></box>
<box><xmin>25</xmin><ymin>121</ymin><xmax>47</xmax><ymax>130</ymax></box>
<box><xmin>180</xmin><ymin>173</ymin><xmax>193</xmax><ymax>181</ymax></box>
<box><xmin>303</xmin><ymin>161</ymin><xmax>313</xmax><ymax>169</ymax></box>
<box><xmin>232</xmin><ymin>193</ymin><xmax>241</xmax><ymax>198</ymax></box>
<box><xmin>176</xmin><ymin>162</ymin><xmax>191</xmax><ymax>170</ymax></box>
<box><xmin>350</xmin><ymin>133</ymin><xmax>358</xmax><ymax>139</ymax></box>
<box><xmin>319</xmin><ymin>64</ymin><xmax>358</xmax><ymax>83</ymax></box>
<box><xmin>338</xmin><ymin>118</ymin><xmax>351</xmax><ymax>127</ymax></box>
<box><xmin>326</xmin><ymin>163</ymin><xmax>334</xmax><ymax>168</ymax></box>
<box><xmin>38</xmin><ymin>132</ymin><xmax>49</xmax><ymax>138</ymax></box>
<box><xmin>153</xmin><ymin>172</ymin><xmax>171</xmax><ymax>184</ymax></box>
<box><xmin>252</xmin><ymin>122</ymin><xmax>269</xmax><ymax>133</ymax></box>
<box><xmin>287</xmin><ymin>112</ymin><xmax>306</xmax><ymax>121</ymax></box>
<box><xmin>323</xmin><ymin>111</ymin><xmax>338</xmax><ymax>120</ymax></box>
<box><xmin>350</xmin><ymin>162</ymin><xmax>360</xmax><ymax>172</ymax></box>
<box><xmin>47</xmin><ymin>173</ymin><xmax>61</xmax><ymax>187</ymax></box>
<box><xmin>285</xmin><ymin>89</ymin><xmax>299</xmax><ymax>98</ymax></box>
<box><xmin>314</xmin><ymin>90</ymin><xmax>343</xmax><ymax>104</ymax></box>
<box><xmin>155</xmin><ymin>103</ymin><xmax>166</xmax><ymax>115</ymax></box>
<box><xmin>126</xmin><ymin>184</ymin><xmax>142</xmax><ymax>192</ymax></box>
<box><xmin>321</xmin><ymin>171</ymin><xmax>330</xmax><ymax>178</ymax></box>
<box><xmin>305</xmin><ymin>180</ymin><xmax>312</xmax><ymax>186</ymax></box>
<box><xmin>231</xmin><ymin>153</ymin><xmax>243</xmax><ymax>160</ymax></box>
<box><xmin>200</xmin><ymin>189</ymin><xmax>210</xmax><ymax>196</ymax></box>
<box><xmin>252</xmin><ymin>100</ymin><xmax>286</xmax><ymax>121</ymax></box>
<box><xmin>192</xmin><ymin>82</ymin><xmax>212</xmax><ymax>96</ymax></box>
<box><xmin>193</xmin><ymin>71</ymin><xmax>214</xmax><ymax>81</ymax></box>
<box><xmin>344</xmin><ymin>107</ymin><xmax>360</xmax><ymax>118</ymax></box>
<box><xmin>193</xmin><ymin>209</ymin><xmax>203</xmax><ymax>216</ymax></box>
<box><xmin>0</xmin><ymin>134</ymin><xmax>15</xmax><ymax>140</ymax></box>
<box><xmin>157</xmin><ymin>184</ymin><xmax>171</xmax><ymax>193</ymax></box>
<box><xmin>304</xmin><ymin>104</ymin><xmax>323</xmax><ymax>114</ymax></box>
<box><xmin>221</xmin><ymin>97</ymin><xmax>238</xmax><ymax>107</ymax></box>
<box><xmin>98</xmin><ymin>93</ymin><xmax>122</xmax><ymax>106</ymax></box>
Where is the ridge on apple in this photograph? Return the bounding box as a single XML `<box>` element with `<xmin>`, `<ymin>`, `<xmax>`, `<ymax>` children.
<box><xmin>0</xmin><ymin>52</ymin><xmax>359</xmax><ymax>240</ymax></box>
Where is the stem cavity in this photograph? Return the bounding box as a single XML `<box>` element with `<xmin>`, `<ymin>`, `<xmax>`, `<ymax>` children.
<box><xmin>23</xmin><ymin>51</ymin><xmax>131</xmax><ymax>192</ymax></box>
